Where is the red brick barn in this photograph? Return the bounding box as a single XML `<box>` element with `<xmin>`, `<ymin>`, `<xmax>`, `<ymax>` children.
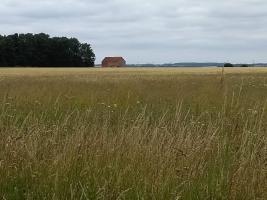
<box><xmin>102</xmin><ymin>57</ymin><xmax>126</xmax><ymax>68</ymax></box>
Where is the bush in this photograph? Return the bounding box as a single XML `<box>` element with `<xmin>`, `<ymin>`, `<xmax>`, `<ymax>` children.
<box><xmin>224</xmin><ymin>63</ymin><xmax>234</xmax><ymax>67</ymax></box>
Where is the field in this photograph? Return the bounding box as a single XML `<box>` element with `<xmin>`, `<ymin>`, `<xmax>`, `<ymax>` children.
<box><xmin>0</xmin><ymin>67</ymin><xmax>267</xmax><ymax>200</ymax></box>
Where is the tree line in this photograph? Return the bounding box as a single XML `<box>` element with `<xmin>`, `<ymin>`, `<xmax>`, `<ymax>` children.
<box><xmin>0</xmin><ymin>33</ymin><xmax>95</xmax><ymax>67</ymax></box>
<box><xmin>224</xmin><ymin>63</ymin><xmax>249</xmax><ymax>67</ymax></box>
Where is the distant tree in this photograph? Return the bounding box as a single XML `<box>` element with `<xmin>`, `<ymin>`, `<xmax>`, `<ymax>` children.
<box><xmin>224</xmin><ymin>63</ymin><xmax>234</xmax><ymax>67</ymax></box>
<box><xmin>0</xmin><ymin>33</ymin><xmax>95</xmax><ymax>67</ymax></box>
<box><xmin>0</xmin><ymin>35</ymin><xmax>6</xmax><ymax>66</ymax></box>
<box><xmin>240</xmin><ymin>64</ymin><xmax>249</xmax><ymax>67</ymax></box>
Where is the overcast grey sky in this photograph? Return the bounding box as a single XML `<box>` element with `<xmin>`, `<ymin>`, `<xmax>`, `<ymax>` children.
<box><xmin>1</xmin><ymin>0</ymin><xmax>267</xmax><ymax>64</ymax></box>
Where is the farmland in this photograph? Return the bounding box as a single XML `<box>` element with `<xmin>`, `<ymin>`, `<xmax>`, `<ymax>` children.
<box><xmin>0</xmin><ymin>67</ymin><xmax>267</xmax><ymax>199</ymax></box>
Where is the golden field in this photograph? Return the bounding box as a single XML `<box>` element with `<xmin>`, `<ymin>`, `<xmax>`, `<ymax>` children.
<box><xmin>1</xmin><ymin>67</ymin><xmax>267</xmax><ymax>77</ymax></box>
<box><xmin>0</xmin><ymin>67</ymin><xmax>266</xmax><ymax>199</ymax></box>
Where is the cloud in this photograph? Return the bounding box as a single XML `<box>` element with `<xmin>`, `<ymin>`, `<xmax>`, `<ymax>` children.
<box><xmin>1</xmin><ymin>0</ymin><xmax>267</xmax><ymax>63</ymax></box>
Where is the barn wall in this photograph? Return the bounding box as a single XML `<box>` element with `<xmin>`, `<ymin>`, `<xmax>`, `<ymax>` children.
<box><xmin>102</xmin><ymin>57</ymin><xmax>126</xmax><ymax>67</ymax></box>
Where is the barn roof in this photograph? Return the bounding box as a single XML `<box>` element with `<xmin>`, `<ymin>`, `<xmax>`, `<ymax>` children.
<box><xmin>102</xmin><ymin>57</ymin><xmax>125</xmax><ymax>62</ymax></box>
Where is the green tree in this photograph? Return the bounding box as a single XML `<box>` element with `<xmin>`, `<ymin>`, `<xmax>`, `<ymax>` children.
<box><xmin>0</xmin><ymin>33</ymin><xmax>95</xmax><ymax>67</ymax></box>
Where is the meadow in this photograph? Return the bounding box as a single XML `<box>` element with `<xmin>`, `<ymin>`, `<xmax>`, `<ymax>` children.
<box><xmin>0</xmin><ymin>67</ymin><xmax>267</xmax><ymax>200</ymax></box>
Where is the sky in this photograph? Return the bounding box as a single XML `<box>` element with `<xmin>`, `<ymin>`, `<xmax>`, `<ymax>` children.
<box><xmin>1</xmin><ymin>0</ymin><xmax>267</xmax><ymax>64</ymax></box>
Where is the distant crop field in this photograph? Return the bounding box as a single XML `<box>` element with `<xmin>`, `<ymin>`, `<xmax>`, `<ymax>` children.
<box><xmin>0</xmin><ymin>67</ymin><xmax>267</xmax><ymax>199</ymax></box>
<box><xmin>1</xmin><ymin>67</ymin><xmax>267</xmax><ymax>77</ymax></box>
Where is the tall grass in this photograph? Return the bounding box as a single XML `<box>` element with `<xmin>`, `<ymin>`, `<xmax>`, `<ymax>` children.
<box><xmin>0</xmin><ymin>68</ymin><xmax>266</xmax><ymax>199</ymax></box>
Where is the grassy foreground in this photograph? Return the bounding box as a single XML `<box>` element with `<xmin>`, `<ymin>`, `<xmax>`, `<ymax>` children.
<box><xmin>0</xmin><ymin>67</ymin><xmax>267</xmax><ymax>199</ymax></box>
